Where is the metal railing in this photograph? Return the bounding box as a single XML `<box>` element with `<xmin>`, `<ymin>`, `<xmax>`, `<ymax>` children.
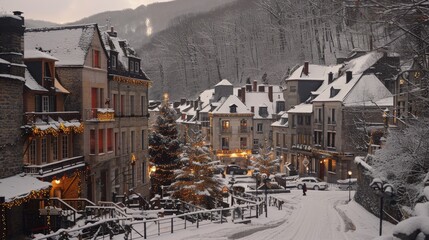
<box><xmin>23</xmin><ymin>156</ymin><xmax>85</xmax><ymax>175</ymax></box>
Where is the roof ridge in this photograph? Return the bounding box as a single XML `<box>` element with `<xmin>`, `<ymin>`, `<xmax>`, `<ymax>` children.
<box><xmin>26</xmin><ymin>23</ymin><xmax>97</xmax><ymax>32</ymax></box>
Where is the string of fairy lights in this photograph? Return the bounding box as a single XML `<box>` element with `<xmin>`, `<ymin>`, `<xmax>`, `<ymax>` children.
<box><xmin>0</xmin><ymin>169</ymin><xmax>85</xmax><ymax>238</ymax></box>
<box><xmin>30</xmin><ymin>122</ymin><xmax>84</xmax><ymax>137</ymax></box>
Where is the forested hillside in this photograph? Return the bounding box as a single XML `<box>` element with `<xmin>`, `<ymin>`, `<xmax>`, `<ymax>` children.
<box><xmin>140</xmin><ymin>0</ymin><xmax>425</xmax><ymax>100</ymax></box>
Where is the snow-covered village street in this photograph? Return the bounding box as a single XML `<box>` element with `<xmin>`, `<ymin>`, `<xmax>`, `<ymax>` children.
<box><xmin>1</xmin><ymin>1</ymin><xmax>429</xmax><ymax>240</ymax></box>
<box><xmin>108</xmin><ymin>188</ymin><xmax>394</xmax><ymax>240</ymax></box>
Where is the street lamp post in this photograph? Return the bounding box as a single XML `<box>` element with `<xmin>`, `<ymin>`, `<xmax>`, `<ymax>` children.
<box><xmin>229</xmin><ymin>174</ymin><xmax>236</xmax><ymax>205</ymax></box>
<box><xmin>261</xmin><ymin>173</ymin><xmax>269</xmax><ymax>218</ymax></box>
<box><xmin>348</xmin><ymin>171</ymin><xmax>352</xmax><ymax>202</ymax></box>
<box><xmin>370</xmin><ymin>178</ymin><xmax>395</xmax><ymax>236</ymax></box>
<box><xmin>131</xmin><ymin>154</ymin><xmax>136</xmax><ymax>188</ymax></box>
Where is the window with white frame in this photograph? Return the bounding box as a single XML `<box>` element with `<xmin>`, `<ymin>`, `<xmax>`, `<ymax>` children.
<box><xmin>257</xmin><ymin>123</ymin><xmax>263</xmax><ymax>132</ymax></box>
<box><xmin>62</xmin><ymin>135</ymin><xmax>68</xmax><ymax>158</ymax></box>
<box><xmin>29</xmin><ymin>140</ymin><xmax>37</xmax><ymax>164</ymax></box>
<box><xmin>42</xmin><ymin>96</ymin><xmax>49</xmax><ymax>112</ymax></box>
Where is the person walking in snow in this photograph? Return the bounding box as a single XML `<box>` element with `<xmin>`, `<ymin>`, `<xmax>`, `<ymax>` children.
<box><xmin>303</xmin><ymin>183</ymin><xmax>307</xmax><ymax>196</ymax></box>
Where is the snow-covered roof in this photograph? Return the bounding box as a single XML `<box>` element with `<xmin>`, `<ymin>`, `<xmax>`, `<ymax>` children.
<box><xmin>25</xmin><ymin>68</ymin><xmax>48</xmax><ymax>92</ymax></box>
<box><xmin>341</xmin><ymin>50</ymin><xmax>384</xmax><ymax>75</ymax></box>
<box><xmin>288</xmin><ymin>64</ymin><xmax>342</xmax><ymax>81</ymax></box>
<box><xmin>24</xmin><ymin>49</ymin><xmax>58</xmax><ymax>61</ymax></box>
<box><xmin>0</xmin><ymin>57</ymin><xmax>10</xmax><ymax>64</ymax></box>
<box><xmin>0</xmin><ymin>174</ymin><xmax>51</xmax><ymax>202</ymax></box>
<box><xmin>25</xmin><ymin>24</ymin><xmax>98</xmax><ymax>67</ymax></box>
<box><xmin>55</xmin><ymin>79</ymin><xmax>70</xmax><ymax>94</ymax></box>
<box><xmin>287</xmin><ymin>103</ymin><xmax>313</xmax><ymax>114</ymax></box>
<box><xmin>216</xmin><ymin>79</ymin><xmax>233</xmax><ymax>86</ymax></box>
<box><xmin>213</xmin><ymin>95</ymin><xmax>251</xmax><ymax>114</ymax></box>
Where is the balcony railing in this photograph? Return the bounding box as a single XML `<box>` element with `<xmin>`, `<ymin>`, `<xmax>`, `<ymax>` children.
<box><xmin>85</xmin><ymin>108</ymin><xmax>115</xmax><ymax>122</ymax></box>
<box><xmin>23</xmin><ymin>156</ymin><xmax>85</xmax><ymax>176</ymax></box>
<box><xmin>24</xmin><ymin>111</ymin><xmax>81</xmax><ymax>124</ymax></box>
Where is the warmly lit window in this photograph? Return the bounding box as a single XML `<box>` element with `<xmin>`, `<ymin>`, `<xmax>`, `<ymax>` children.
<box><xmin>221</xmin><ymin>137</ymin><xmax>229</xmax><ymax>150</ymax></box>
<box><xmin>98</xmin><ymin>129</ymin><xmax>104</xmax><ymax>154</ymax></box>
<box><xmin>41</xmin><ymin>138</ymin><xmax>47</xmax><ymax>163</ymax></box>
<box><xmin>222</xmin><ymin>120</ymin><xmax>230</xmax><ymax>132</ymax></box>
<box><xmin>93</xmin><ymin>50</ymin><xmax>101</xmax><ymax>68</ymax></box>
<box><xmin>107</xmin><ymin>128</ymin><xmax>113</xmax><ymax>152</ymax></box>
<box><xmin>90</xmin><ymin>130</ymin><xmax>96</xmax><ymax>154</ymax></box>
<box><xmin>62</xmin><ymin>135</ymin><xmax>68</xmax><ymax>158</ymax></box>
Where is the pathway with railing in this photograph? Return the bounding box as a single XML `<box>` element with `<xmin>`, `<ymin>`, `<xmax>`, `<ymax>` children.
<box><xmin>33</xmin><ymin>192</ymin><xmax>281</xmax><ymax>240</ymax></box>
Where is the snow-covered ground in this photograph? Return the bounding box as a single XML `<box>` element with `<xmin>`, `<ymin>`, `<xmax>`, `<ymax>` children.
<box><xmin>113</xmin><ymin>189</ymin><xmax>394</xmax><ymax>240</ymax></box>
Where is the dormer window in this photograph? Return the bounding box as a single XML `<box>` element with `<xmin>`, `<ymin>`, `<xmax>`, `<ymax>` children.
<box><xmin>230</xmin><ymin>104</ymin><xmax>237</xmax><ymax>113</ymax></box>
<box><xmin>259</xmin><ymin>106</ymin><xmax>268</xmax><ymax>118</ymax></box>
<box><xmin>134</xmin><ymin>61</ymin><xmax>139</xmax><ymax>73</ymax></box>
<box><xmin>129</xmin><ymin>59</ymin><xmax>134</xmax><ymax>72</ymax></box>
<box><xmin>111</xmin><ymin>54</ymin><xmax>117</xmax><ymax>70</ymax></box>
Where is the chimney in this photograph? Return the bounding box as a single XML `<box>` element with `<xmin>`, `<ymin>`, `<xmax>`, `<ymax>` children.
<box><xmin>241</xmin><ymin>87</ymin><xmax>246</xmax><ymax>104</ymax></box>
<box><xmin>246</xmin><ymin>84</ymin><xmax>252</xmax><ymax>92</ymax></box>
<box><xmin>303</xmin><ymin>61</ymin><xmax>309</xmax><ymax>75</ymax></box>
<box><xmin>258</xmin><ymin>85</ymin><xmax>265</xmax><ymax>92</ymax></box>
<box><xmin>268</xmin><ymin>86</ymin><xmax>273</xmax><ymax>102</ymax></box>
<box><xmin>330</xmin><ymin>87</ymin><xmax>335</xmax><ymax>98</ymax></box>
<box><xmin>346</xmin><ymin>71</ymin><xmax>352</xmax><ymax>83</ymax></box>
<box><xmin>328</xmin><ymin>72</ymin><xmax>333</xmax><ymax>84</ymax></box>
<box><xmin>108</xmin><ymin>26</ymin><xmax>117</xmax><ymax>37</ymax></box>
<box><xmin>253</xmin><ymin>80</ymin><xmax>257</xmax><ymax>92</ymax></box>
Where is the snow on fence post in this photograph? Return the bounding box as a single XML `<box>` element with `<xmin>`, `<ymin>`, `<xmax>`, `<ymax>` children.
<box><xmin>144</xmin><ymin>222</ymin><xmax>147</xmax><ymax>239</ymax></box>
<box><xmin>184</xmin><ymin>215</ymin><xmax>187</xmax><ymax>229</ymax></box>
<box><xmin>197</xmin><ymin>214</ymin><xmax>199</xmax><ymax>228</ymax></box>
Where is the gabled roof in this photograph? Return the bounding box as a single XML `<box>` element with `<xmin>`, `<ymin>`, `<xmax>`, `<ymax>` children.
<box><xmin>312</xmin><ymin>51</ymin><xmax>391</xmax><ymax>104</ymax></box>
<box><xmin>25</xmin><ymin>24</ymin><xmax>106</xmax><ymax>67</ymax></box>
<box><xmin>287</xmin><ymin>103</ymin><xmax>313</xmax><ymax>114</ymax></box>
<box><xmin>215</xmin><ymin>79</ymin><xmax>233</xmax><ymax>86</ymax></box>
<box><xmin>288</xmin><ymin>64</ymin><xmax>342</xmax><ymax>81</ymax></box>
<box><xmin>24</xmin><ymin>49</ymin><xmax>58</xmax><ymax>61</ymax></box>
<box><xmin>212</xmin><ymin>95</ymin><xmax>252</xmax><ymax>115</ymax></box>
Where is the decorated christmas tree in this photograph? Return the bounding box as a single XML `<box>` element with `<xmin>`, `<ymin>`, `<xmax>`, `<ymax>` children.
<box><xmin>251</xmin><ymin>140</ymin><xmax>279</xmax><ymax>178</ymax></box>
<box><xmin>149</xmin><ymin>94</ymin><xmax>181</xmax><ymax>197</ymax></box>
<box><xmin>170</xmin><ymin>132</ymin><xmax>223</xmax><ymax>208</ymax></box>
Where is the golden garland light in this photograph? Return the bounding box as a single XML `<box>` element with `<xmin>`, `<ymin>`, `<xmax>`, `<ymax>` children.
<box><xmin>112</xmin><ymin>75</ymin><xmax>152</xmax><ymax>86</ymax></box>
<box><xmin>59</xmin><ymin>123</ymin><xmax>72</xmax><ymax>135</ymax></box>
<box><xmin>32</xmin><ymin>126</ymin><xmax>59</xmax><ymax>137</ymax></box>
<box><xmin>72</xmin><ymin>123</ymin><xmax>84</xmax><ymax>134</ymax></box>
<box><xmin>1</xmin><ymin>189</ymin><xmax>50</xmax><ymax>209</ymax></box>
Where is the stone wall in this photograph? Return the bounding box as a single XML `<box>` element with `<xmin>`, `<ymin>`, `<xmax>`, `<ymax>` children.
<box><xmin>354</xmin><ymin>162</ymin><xmax>402</xmax><ymax>224</ymax></box>
<box><xmin>0</xmin><ymin>78</ymin><xmax>24</xmax><ymax>178</ymax></box>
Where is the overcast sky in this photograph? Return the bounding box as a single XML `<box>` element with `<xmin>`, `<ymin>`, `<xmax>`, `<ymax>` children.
<box><xmin>0</xmin><ymin>0</ymin><xmax>172</xmax><ymax>24</ymax></box>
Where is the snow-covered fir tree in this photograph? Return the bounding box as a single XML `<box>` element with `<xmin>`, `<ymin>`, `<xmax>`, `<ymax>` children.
<box><xmin>250</xmin><ymin>140</ymin><xmax>279</xmax><ymax>178</ymax></box>
<box><xmin>149</xmin><ymin>94</ymin><xmax>181</xmax><ymax>197</ymax></box>
<box><xmin>170</xmin><ymin>132</ymin><xmax>223</xmax><ymax>208</ymax></box>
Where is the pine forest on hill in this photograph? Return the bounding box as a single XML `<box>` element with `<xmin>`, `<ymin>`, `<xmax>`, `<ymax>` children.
<box><xmin>138</xmin><ymin>0</ymin><xmax>426</xmax><ymax>101</ymax></box>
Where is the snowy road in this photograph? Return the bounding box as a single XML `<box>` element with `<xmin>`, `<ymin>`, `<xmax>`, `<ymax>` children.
<box><xmin>116</xmin><ymin>189</ymin><xmax>394</xmax><ymax>240</ymax></box>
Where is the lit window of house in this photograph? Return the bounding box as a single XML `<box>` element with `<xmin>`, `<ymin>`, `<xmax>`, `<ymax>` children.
<box><xmin>328</xmin><ymin>159</ymin><xmax>336</xmax><ymax>172</ymax></box>
<box><xmin>222</xmin><ymin>120</ymin><xmax>230</xmax><ymax>132</ymax></box>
